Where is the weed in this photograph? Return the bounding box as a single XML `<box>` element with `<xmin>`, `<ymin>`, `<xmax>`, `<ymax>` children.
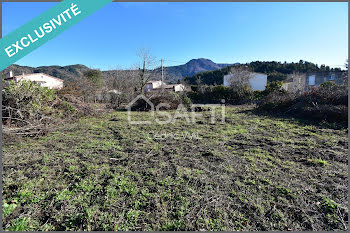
<box><xmin>322</xmin><ymin>197</ymin><xmax>338</xmax><ymax>213</ymax></box>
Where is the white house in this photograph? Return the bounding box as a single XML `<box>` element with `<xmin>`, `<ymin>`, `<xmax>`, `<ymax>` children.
<box><xmin>6</xmin><ymin>72</ymin><xmax>64</xmax><ymax>90</ymax></box>
<box><xmin>164</xmin><ymin>84</ymin><xmax>186</xmax><ymax>92</ymax></box>
<box><xmin>223</xmin><ymin>72</ymin><xmax>267</xmax><ymax>91</ymax></box>
<box><xmin>145</xmin><ymin>80</ymin><xmax>185</xmax><ymax>93</ymax></box>
<box><xmin>145</xmin><ymin>80</ymin><xmax>166</xmax><ymax>92</ymax></box>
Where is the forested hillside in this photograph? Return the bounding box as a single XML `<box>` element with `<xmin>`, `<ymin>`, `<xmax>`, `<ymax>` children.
<box><xmin>1</xmin><ymin>64</ymin><xmax>91</xmax><ymax>82</ymax></box>
<box><xmin>184</xmin><ymin>60</ymin><xmax>343</xmax><ymax>85</ymax></box>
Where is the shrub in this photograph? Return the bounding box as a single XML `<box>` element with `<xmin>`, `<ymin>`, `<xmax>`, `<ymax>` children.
<box><xmin>257</xmin><ymin>83</ymin><xmax>348</xmax><ymax>123</ymax></box>
<box><xmin>187</xmin><ymin>85</ymin><xmax>254</xmax><ymax>105</ymax></box>
<box><xmin>2</xmin><ymin>80</ymin><xmax>58</xmax><ymax>126</ymax></box>
<box><xmin>128</xmin><ymin>92</ymin><xmax>186</xmax><ymax>111</ymax></box>
<box><xmin>320</xmin><ymin>81</ymin><xmax>336</xmax><ymax>88</ymax></box>
<box><xmin>2</xmin><ymin>81</ymin><xmax>103</xmax><ymax>137</ymax></box>
<box><xmin>60</xmin><ymin>101</ymin><xmax>75</xmax><ymax>114</ymax></box>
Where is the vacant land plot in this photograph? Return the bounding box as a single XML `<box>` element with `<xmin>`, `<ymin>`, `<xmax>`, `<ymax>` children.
<box><xmin>2</xmin><ymin>106</ymin><xmax>348</xmax><ymax>231</ymax></box>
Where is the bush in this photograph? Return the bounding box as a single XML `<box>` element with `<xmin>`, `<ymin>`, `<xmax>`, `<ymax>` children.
<box><xmin>187</xmin><ymin>85</ymin><xmax>254</xmax><ymax>105</ymax></box>
<box><xmin>257</xmin><ymin>83</ymin><xmax>348</xmax><ymax>123</ymax></box>
<box><xmin>320</xmin><ymin>81</ymin><xmax>336</xmax><ymax>88</ymax></box>
<box><xmin>60</xmin><ymin>101</ymin><xmax>75</xmax><ymax>114</ymax></box>
<box><xmin>128</xmin><ymin>92</ymin><xmax>192</xmax><ymax>111</ymax></box>
<box><xmin>2</xmin><ymin>81</ymin><xmax>58</xmax><ymax>126</ymax></box>
<box><xmin>2</xmin><ymin>81</ymin><xmax>104</xmax><ymax>137</ymax></box>
<box><xmin>263</xmin><ymin>81</ymin><xmax>284</xmax><ymax>95</ymax></box>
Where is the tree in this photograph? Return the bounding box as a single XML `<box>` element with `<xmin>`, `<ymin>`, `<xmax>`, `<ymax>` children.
<box><xmin>84</xmin><ymin>69</ymin><xmax>102</xmax><ymax>89</ymax></box>
<box><xmin>134</xmin><ymin>48</ymin><xmax>157</xmax><ymax>94</ymax></box>
<box><xmin>102</xmin><ymin>69</ymin><xmax>139</xmax><ymax>104</ymax></box>
<box><xmin>227</xmin><ymin>67</ymin><xmax>252</xmax><ymax>88</ymax></box>
<box><xmin>227</xmin><ymin>67</ymin><xmax>253</xmax><ymax>99</ymax></box>
<box><xmin>264</xmin><ymin>81</ymin><xmax>284</xmax><ymax>94</ymax></box>
<box><xmin>79</xmin><ymin>69</ymin><xmax>103</xmax><ymax>102</ymax></box>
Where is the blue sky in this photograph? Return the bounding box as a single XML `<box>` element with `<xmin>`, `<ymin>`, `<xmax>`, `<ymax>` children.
<box><xmin>2</xmin><ymin>2</ymin><xmax>348</xmax><ymax>70</ymax></box>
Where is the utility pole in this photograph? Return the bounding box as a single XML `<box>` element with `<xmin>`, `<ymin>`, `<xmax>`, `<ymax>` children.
<box><xmin>161</xmin><ymin>59</ymin><xmax>164</xmax><ymax>92</ymax></box>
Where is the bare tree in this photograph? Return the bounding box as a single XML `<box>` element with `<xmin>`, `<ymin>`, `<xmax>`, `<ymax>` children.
<box><xmin>103</xmin><ymin>69</ymin><xmax>139</xmax><ymax>104</ymax></box>
<box><xmin>226</xmin><ymin>67</ymin><xmax>253</xmax><ymax>95</ymax></box>
<box><xmin>134</xmin><ymin>48</ymin><xmax>157</xmax><ymax>94</ymax></box>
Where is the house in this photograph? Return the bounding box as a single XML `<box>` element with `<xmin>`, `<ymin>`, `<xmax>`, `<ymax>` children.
<box><xmin>282</xmin><ymin>73</ymin><xmax>306</xmax><ymax>93</ymax></box>
<box><xmin>223</xmin><ymin>72</ymin><xmax>267</xmax><ymax>91</ymax></box>
<box><xmin>95</xmin><ymin>89</ymin><xmax>122</xmax><ymax>102</ymax></box>
<box><xmin>164</xmin><ymin>84</ymin><xmax>186</xmax><ymax>92</ymax></box>
<box><xmin>282</xmin><ymin>71</ymin><xmax>347</xmax><ymax>93</ymax></box>
<box><xmin>145</xmin><ymin>81</ymin><xmax>166</xmax><ymax>92</ymax></box>
<box><xmin>281</xmin><ymin>81</ymin><xmax>294</xmax><ymax>92</ymax></box>
<box><xmin>145</xmin><ymin>80</ymin><xmax>186</xmax><ymax>93</ymax></box>
<box><xmin>5</xmin><ymin>71</ymin><xmax>64</xmax><ymax>90</ymax></box>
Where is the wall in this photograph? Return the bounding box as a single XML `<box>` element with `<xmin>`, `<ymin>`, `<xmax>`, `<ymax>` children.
<box><xmin>249</xmin><ymin>73</ymin><xmax>267</xmax><ymax>91</ymax></box>
<box><xmin>285</xmin><ymin>72</ymin><xmax>346</xmax><ymax>93</ymax></box>
<box><xmin>17</xmin><ymin>74</ymin><xmax>63</xmax><ymax>89</ymax></box>
<box><xmin>174</xmin><ymin>84</ymin><xmax>185</xmax><ymax>92</ymax></box>
<box><xmin>305</xmin><ymin>71</ymin><xmax>346</xmax><ymax>91</ymax></box>
<box><xmin>224</xmin><ymin>72</ymin><xmax>267</xmax><ymax>91</ymax></box>
<box><xmin>145</xmin><ymin>81</ymin><xmax>164</xmax><ymax>92</ymax></box>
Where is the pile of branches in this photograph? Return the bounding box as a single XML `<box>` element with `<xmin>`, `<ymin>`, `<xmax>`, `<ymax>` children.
<box><xmin>2</xmin><ymin>81</ymin><xmax>59</xmax><ymax>136</ymax></box>
<box><xmin>128</xmin><ymin>92</ymin><xmax>192</xmax><ymax>111</ymax></box>
<box><xmin>258</xmin><ymin>82</ymin><xmax>348</xmax><ymax>123</ymax></box>
<box><xmin>2</xmin><ymin>81</ymin><xmax>108</xmax><ymax>137</ymax></box>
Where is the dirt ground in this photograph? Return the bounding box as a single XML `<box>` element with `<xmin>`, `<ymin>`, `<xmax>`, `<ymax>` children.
<box><xmin>2</xmin><ymin>106</ymin><xmax>348</xmax><ymax>231</ymax></box>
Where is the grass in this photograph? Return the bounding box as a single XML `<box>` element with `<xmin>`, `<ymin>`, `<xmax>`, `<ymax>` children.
<box><xmin>2</xmin><ymin>105</ymin><xmax>348</xmax><ymax>231</ymax></box>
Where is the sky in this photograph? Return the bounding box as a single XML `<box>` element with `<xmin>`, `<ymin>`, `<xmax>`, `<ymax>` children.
<box><xmin>2</xmin><ymin>2</ymin><xmax>348</xmax><ymax>70</ymax></box>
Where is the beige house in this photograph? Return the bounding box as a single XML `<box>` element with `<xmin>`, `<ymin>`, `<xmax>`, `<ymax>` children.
<box><xmin>145</xmin><ymin>80</ymin><xmax>166</xmax><ymax>92</ymax></box>
<box><xmin>5</xmin><ymin>71</ymin><xmax>64</xmax><ymax>90</ymax></box>
<box><xmin>282</xmin><ymin>73</ymin><xmax>306</xmax><ymax>93</ymax></box>
<box><xmin>282</xmin><ymin>71</ymin><xmax>346</xmax><ymax>93</ymax></box>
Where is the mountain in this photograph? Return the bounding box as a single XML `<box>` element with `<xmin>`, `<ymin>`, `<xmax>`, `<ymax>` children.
<box><xmin>160</xmin><ymin>58</ymin><xmax>235</xmax><ymax>83</ymax></box>
<box><xmin>1</xmin><ymin>64</ymin><xmax>91</xmax><ymax>82</ymax></box>
<box><xmin>1</xmin><ymin>58</ymin><xmax>236</xmax><ymax>84</ymax></box>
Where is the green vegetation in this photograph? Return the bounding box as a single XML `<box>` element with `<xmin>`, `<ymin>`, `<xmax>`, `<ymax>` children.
<box><xmin>2</xmin><ymin>106</ymin><xmax>348</xmax><ymax>231</ymax></box>
<box><xmin>185</xmin><ymin>60</ymin><xmax>342</xmax><ymax>85</ymax></box>
<box><xmin>257</xmin><ymin>83</ymin><xmax>348</xmax><ymax>124</ymax></box>
<box><xmin>2</xmin><ymin>81</ymin><xmax>58</xmax><ymax>126</ymax></box>
<box><xmin>188</xmin><ymin>85</ymin><xmax>255</xmax><ymax>104</ymax></box>
<box><xmin>83</xmin><ymin>69</ymin><xmax>103</xmax><ymax>89</ymax></box>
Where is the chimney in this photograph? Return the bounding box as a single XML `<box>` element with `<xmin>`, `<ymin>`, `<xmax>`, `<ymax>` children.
<box><xmin>9</xmin><ymin>70</ymin><xmax>13</xmax><ymax>78</ymax></box>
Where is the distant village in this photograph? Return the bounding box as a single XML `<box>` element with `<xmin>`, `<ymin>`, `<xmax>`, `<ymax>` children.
<box><xmin>3</xmin><ymin>66</ymin><xmax>347</xmax><ymax>98</ymax></box>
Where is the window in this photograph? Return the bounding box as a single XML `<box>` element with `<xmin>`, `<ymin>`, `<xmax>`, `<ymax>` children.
<box><xmin>329</xmin><ymin>75</ymin><xmax>335</xmax><ymax>81</ymax></box>
<box><xmin>308</xmin><ymin>75</ymin><xmax>315</xmax><ymax>86</ymax></box>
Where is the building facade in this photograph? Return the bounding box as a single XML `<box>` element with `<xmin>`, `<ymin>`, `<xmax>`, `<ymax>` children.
<box><xmin>5</xmin><ymin>72</ymin><xmax>64</xmax><ymax>90</ymax></box>
<box><xmin>145</xmin><ymin>80</ymin><xmax>165</xmax><ymax>92</ymax></box>
<box><xmin>282</xmin><ymin>71</ymin><xmax>347</xmax><ymax>93</ymax></box>
<box><xmin>223</xmin><ymin>72</ymin><xmax>267</xmax><ymax>91</ymax></box>
<box><xmin>145</xmin><ymin>80</ymin><xmax>186</xmax><ymax>93</ymax></box>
